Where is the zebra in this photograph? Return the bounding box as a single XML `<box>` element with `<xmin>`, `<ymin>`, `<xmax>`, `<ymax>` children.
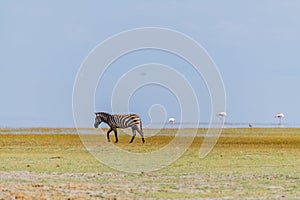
<box><xmin>94</xmin><ymin>112</ymin><xmax>145</xmax><ymax>143</ymax></box>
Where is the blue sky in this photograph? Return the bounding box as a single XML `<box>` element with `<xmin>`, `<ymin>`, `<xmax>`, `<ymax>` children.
<box><xmin>1</xmin><ymin>1</ymin><xmax>300</xmax><ymax>127</ymax></box>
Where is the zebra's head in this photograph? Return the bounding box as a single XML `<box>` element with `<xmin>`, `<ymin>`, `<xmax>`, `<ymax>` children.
<box><xmin>94</xmin><ymin>113</ymin><xmax>103</xmax><ymax>128</ymax></box>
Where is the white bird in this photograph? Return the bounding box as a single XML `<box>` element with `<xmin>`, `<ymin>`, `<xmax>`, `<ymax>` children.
<box><xmin>216</xmin><ymin>112</ymin><xmax>226</xmax><ymax>128</ymax></box>
<box><xmin>217</xmin><ymin>112</ymin><xmax>227</xmax><ymax>117</ymax></box>
<box><xmin>275</xmin><ymin>113</ymin><xmax>284</xmax><ymax>118</ymax></box>
<box><xmin>275</xmin><ymin>113</ymin><xmax>284</xmax><ymax>127</ymax></box>
<box><xmin>168</xmin><ymin>117</ymin><xmax>175</xmax><ymax>124</ymax></box>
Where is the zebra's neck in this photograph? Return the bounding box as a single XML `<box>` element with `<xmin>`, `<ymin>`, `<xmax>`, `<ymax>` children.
<box><xmin>98</xmin><ymin>112</ymin><xmax>111</xmax><ymax>123</ymax></box>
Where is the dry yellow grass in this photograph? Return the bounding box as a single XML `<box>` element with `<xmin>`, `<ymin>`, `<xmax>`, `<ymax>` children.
<box><xmin>0</xmin><ymin>128</ymin><xmax>299</xmax><ymax>199</ymax></box>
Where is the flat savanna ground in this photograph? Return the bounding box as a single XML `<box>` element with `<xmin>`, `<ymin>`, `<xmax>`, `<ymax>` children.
<box><xmin>0</xmin><ymin>128</ymin><xmax>299</xmax><ymax>199</ymax></box>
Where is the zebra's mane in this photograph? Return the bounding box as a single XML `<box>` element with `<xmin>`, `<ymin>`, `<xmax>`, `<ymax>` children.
<box><xmin>97</xmin><ymin>112</ymin><xmax>111</xmax><ymax>116</ymax></box>
<box><xmin>96</xmin><ymin>112</ymin><xmax>111</xmax><ymax>122</ymax></box>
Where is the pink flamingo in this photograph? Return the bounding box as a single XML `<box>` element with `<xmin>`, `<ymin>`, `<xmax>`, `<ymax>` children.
<box><xmin>275</xmin><ymin>113</ymin><xmax>284</xmax><ymax>127</ymax></box>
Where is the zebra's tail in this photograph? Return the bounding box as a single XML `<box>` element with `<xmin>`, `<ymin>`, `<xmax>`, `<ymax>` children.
<box><xmin>140</xmin><ymin>119</ymin><xmax>145</xmax><ymax>143</ymax></box>
<box><xmin>140</xmin><ymin>119</ymin><xmax>143</xmax><ymax>132</ymax></box>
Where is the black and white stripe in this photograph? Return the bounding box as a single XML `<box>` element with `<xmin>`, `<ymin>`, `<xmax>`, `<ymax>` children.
<box><xmin>94</xmin><ymin>112</ymin><xmax>145</xmax><ymax>143</ymax></box>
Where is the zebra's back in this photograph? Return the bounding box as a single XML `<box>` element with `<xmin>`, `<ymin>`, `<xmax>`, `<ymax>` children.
<box><xmin>111</xmin><ymin>114</ymin><xmax>142</xmax><ymax>129</ymax></box>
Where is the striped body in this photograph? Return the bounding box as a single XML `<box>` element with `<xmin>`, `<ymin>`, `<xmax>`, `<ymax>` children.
<box><xmin>94</xmin><ymin>112</ymin><xmax>145</xmax><ymax>143</ymax></box>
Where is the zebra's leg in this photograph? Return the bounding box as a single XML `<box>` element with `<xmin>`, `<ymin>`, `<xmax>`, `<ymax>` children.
<box><xmin>106</xmin><ymin>128</ymin><xmax>113</xmax><ymax>142</ymax></box>
<box><xmin>113</xmin><ymin>128</ymin><xmax>118</xmax><ymax>143</ymax></box>
<box><xmin>137</xmin><ymin>128</ymin><xmax>145</xmax><ymax>143</ymax></box>
<box><xmin>129</xmin><ymin>128</ymin><xmax>136</xmax><ymax>143</ymax></box>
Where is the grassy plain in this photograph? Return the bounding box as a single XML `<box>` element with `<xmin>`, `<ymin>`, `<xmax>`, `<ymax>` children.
<box><xmin>0</xmin><ymin>128</ymin><xmax>299</xmax><ymax>199</ymax></box>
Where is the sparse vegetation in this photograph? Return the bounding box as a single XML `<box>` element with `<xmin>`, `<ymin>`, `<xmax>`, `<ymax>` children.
<box><xmin>0</xmin><ymin>128</ymin><xmax>299</xmax><ymax>199</ymax></box>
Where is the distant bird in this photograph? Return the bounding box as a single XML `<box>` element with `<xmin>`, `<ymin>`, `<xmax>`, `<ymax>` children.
<box><xmin>249</xmin><ymin>124</ymin><xmax>252</xmax><ymax>128</ymax></box>
<box><xmin>275</xmin><ymin>113</ymin><xmax>284</xmax><ymax>126</ymax></box>
<box><xmin>217</xmin><ymin>112</ymin><xmax>226</xmax><ymax>128</ymax></box>
<box><xmin>217</xmin><ymin>112</ymin><xmax>227</xmax><ymax>120</ymax></box>
<box><xmin>168</xmin><ymin>117</ymin><xmax>175</xmax><ymax>124</ymax></box>
<box><xmin>217</xmin><ymin>112</ymin><xmax>227</xmax><ymax>117</ymax></box>
<box><xmin>275</xmin><ymin>113</ymin><xmax>284</xmax><ymax>119</ymax></box>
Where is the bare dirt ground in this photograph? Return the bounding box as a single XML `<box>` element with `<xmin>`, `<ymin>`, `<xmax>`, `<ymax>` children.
<box><xmin>1</xmin><ymin>170</ymin><xmax>298</xmax><ymax>199</ymax></box>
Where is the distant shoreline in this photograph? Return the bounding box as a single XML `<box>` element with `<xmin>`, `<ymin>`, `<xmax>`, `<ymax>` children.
<box><xmin>1</xmin><ymin>127</ymin><xmax>300</xmax><ymax>136</ymax></box>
